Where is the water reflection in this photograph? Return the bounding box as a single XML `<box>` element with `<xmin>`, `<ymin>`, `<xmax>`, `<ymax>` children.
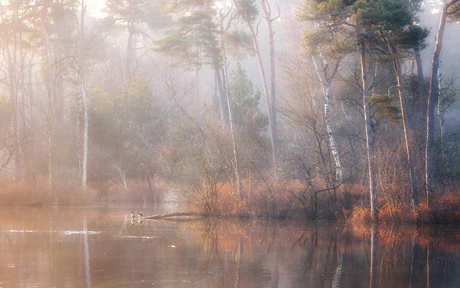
<box><xmin>0</xmin><ymin>207</ymin><xmax>460</xmax><ymax>287</ymax></box>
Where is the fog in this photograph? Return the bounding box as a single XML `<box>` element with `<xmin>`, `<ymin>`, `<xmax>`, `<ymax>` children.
<box><xmin>0</xmin><ymin>0</ymin><xmax>459</xmax><ymax>223</ymax></box>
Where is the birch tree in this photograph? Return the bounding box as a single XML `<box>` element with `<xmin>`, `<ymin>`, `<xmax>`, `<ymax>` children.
<box><xmin>298</xmin><ymin>20</ymin><xmax>354</xmax><ymax>186</ymax></box>
<box><xmin>299</xmin><ymin>0</ymin><xmax>385</xmax><ymax>220</ymax></box>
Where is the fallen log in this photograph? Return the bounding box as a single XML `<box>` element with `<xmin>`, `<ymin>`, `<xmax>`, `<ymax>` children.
<box><xmin>142</xmin><ymin>212</ymin><xmax>207</xmax><ymax>220</ymax></box>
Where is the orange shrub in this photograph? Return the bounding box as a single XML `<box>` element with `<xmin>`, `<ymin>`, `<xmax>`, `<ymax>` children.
<box><xmin>416</xmin><ymin>192</ymin><xmax>460</xmax><ymax>224</ymax></box>
<box><xmin>350</xmin><ymin>206</ymin><xmax>372</xmax><ymax>224</ymax></box>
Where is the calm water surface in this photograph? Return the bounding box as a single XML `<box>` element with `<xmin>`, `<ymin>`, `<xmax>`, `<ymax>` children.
<box><xmin>1</xmin><ymin>205</ymin><xmax>460</xmax><ymax>287</ymax></box>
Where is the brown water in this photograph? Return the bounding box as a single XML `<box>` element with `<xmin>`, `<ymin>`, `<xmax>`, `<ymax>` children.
<box><xmin>1</xmin><ymin>206</ymin><xmax>460</xmax><ymax>287</ymax></box>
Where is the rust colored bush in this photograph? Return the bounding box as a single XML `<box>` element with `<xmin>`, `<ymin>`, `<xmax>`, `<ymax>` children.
<box><xmin>416</xmin><ymin>192</ymin><xmax>460</xmax><ymax>224</ymax></box>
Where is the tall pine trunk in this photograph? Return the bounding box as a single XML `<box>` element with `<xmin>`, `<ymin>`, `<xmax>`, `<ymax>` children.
<box><xmin>233</xmin><ymin>0</ymin><xmax>279</xmax><ymax>180</ymax></box>
<box><xmin>380</xmin><ymin>32</ymin><xmax>419</xmax><ymax>209</ymax></box>
<box><xmin>260</xmin><ymin>0</ymin><xmax>280</xmax><ymax>179</ymax></box>
<box><xmin>360</xmin><ymin>39</ymin><xmax>378</xmax><ymax>222</ymax></box>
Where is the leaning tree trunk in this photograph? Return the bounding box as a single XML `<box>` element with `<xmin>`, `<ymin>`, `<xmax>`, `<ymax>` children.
<box><xmin>360</xmin><ymin>39</ymin><xmax>378</xmax><ymax>222</ymax></box>
<box><xmin>380</xmin><ymin>32</ymin><xmax>419</xmax><ymax>209</ymax></box>
<box><xmin>235</xmin><ymin>2</ymin><xmax>279</xmax><ymax>180</ymax></box>
<box><xmin>260</xmin><ymin>0</ymin><xmax>280</xmax><ymax>179</ymax></box>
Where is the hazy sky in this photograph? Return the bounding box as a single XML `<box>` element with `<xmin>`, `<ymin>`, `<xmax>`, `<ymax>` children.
<box><xmin>87</xmin><ymin>0</ymin><xmax>106</xmax><ymax>18</ymax></box>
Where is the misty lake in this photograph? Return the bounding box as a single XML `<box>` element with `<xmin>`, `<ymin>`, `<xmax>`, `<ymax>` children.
<box><xmin>1</xmin><ymin>205</ymin><xmax>460</xmax><ymax>287</ymax></box>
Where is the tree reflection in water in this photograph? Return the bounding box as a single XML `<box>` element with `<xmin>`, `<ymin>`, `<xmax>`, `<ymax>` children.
<box><xmin>0</xmin><ymin>207</ymin><xmax>460</xmax><ymax>287</ymax></box>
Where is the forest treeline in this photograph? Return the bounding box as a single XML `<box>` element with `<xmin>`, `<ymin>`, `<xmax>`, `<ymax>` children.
<box><xmin>0</xmin><ymin>0</ymin><xmax>459</xmax><ymax>223</ymax></box>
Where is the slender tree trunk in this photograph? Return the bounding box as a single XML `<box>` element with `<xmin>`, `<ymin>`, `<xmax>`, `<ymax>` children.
<box><xmin>360</xmin><ymin>39</ymin><xmax>378</xmax><ymax>222</ymax></box>
<box><xmin>260</xmin><ymin>0</ymin><xmax>280</xmax><ymax>179</ymax></box>
<box><xmin>325</xmin><ymin>82</ymin><xmax>343</xmax><ymax>183</ymax></box>
<box><xmin>125</xmin><ymin>0</ymin><xmax>135</xmax><ymax>85</ymax></box>
<box><xmin>414</xmin><ymin>48</ymin><xmax>425</xmax><ymax>107</ymax></box>
<box><xmin>380</xmin><ymin>32</ymin><xmax>419</xmax><ymax>209</ymax></box>
<box><xmin>83</xmin><ymin>217</ymin><xmax>91</xmax><ymax>287</ymax></box>
<box><xmin>1</xmin><ymin>4</ymin><xmax>23</xmax><ymax>180</ymax></box>
<box><xmin>195</xmin><ymin>65</ymin><xmax>201</xmax><ymax>104</ymax></box>
<box><xmin>232</xmin><ymin>0</ymin><xmax>279</xmax><ymax>179</ymax></box>
<box><xmin>125</xmin><ymin>28</ymin><xmax>134</xmax><ymax>85</ymax></box>
<box><xmin>370</xmin><ymin>225</ymin><xmax>379</xmax><ymax>288</ymax></box>
<box><xmin>427</xmin><ymin>241</ymin><xmax>437</xmax><ymax>288</ymax></box>
<box><xmin>425</xmin><ymin>0</ymin><xmax>456</xmax><ymax>204</ymax></box>
<box><xmin>28</xmin><ymin>59</ymin><xmax>36</xmax><ymax>177</ymax></box>
<box><xmin>80</xmin><ymin>0</ymin><xmax>88</xmax><ymax>192</ymax></box>
<box><xmin>437</xmin><ymin>61</ymin><xmax>450</xmax><ymax>185</ymax></box>
<box><xmin>222</xmin><ymin>46</ymin><xmax>242</xmax><ymax>200</ymax></box>
<box><xmin>311</xmin><ymin>55</ymin><xmax>343</xmax><ymax>184</ymax></box>
<box><xmin>40</xmin><ymin>6</ymin><xmax>55</xmax><ymax>192</ymax></box>
<box><xmin>215</xmin><ymin>67</ymin><xmax>228</xmax><ymax>124</ymax></box>
<box><xmin>410</xmin><ymin>237</ymin><xmax>420</xmax><ymax>288</ymax></box>
<box><xmin>5</xmin><ymin>37</ymin><xmax>22</xmax><ymax>180</ymax></box>
<box><xmin>82</xmin><ymin>83</ymin><xmax>88</xmax><ymax>191</ymax></box>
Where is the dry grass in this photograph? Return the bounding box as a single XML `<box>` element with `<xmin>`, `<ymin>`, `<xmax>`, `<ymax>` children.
<box><xmin>198</xmin><ymin>179</ymin><xmax>363</xmax><ymax>220</ymax></box>
<box><xmin>350</xmin><ymin>190</ymin><xmax>460</xmax><ymax>225</ymax></box>
<box><xmin>0</xmin><ymin>177</ymin><xmax>160</xmax><ymax>206</ymax></box>
<box><xmin>4</xmin><ymin>175</ymin><xmax>460</xmax><ymax>225</ymax></box>
<box><xmin>416</xmin><ymin>192</ymin><xmax>460</xmax><ymax>224</ymax></box>
<box><xmin>0</xmin><ymin>177</ymin><xmax>93</xmax><ymax>206</ymax></box>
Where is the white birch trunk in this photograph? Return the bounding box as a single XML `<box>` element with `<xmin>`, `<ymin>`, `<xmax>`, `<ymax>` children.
<box><xmin>332</xmin><ymin>254</ymin><xmax>343</xmax><ymax>288</ymax></box>
<box><xmin>311</xmin><ymin>56</ymin><xmax>343</xmax><ymax>184</ymax></box>
<box><xmin>325</xmin><ymin>82</ymin><xmax>343</xmax><ymax>183</ymax></box>
<box><xmin>83</xmin><ymin>217</ymin><xmax>91</xmax><ymax>288</ymax></box>
<box><xmin>370</xmin><ymin>226</ymin><xmax>379</xmax><ymax>288</ymax></box>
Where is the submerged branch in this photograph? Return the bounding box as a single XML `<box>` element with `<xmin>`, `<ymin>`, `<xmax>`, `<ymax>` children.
<box><xmin>143</xmin><ymin>212</ymin><xmax>207</xmax><ymax>220</ymax></box>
